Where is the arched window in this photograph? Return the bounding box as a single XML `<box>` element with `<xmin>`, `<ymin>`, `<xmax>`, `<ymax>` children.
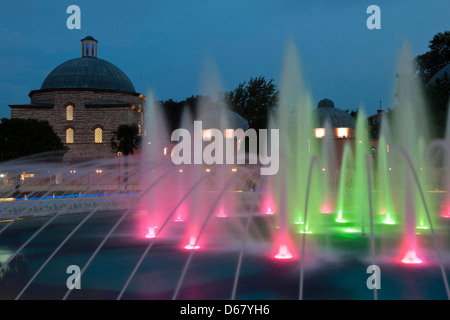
<box><xmin>94</xmin><ymin>127</ymin><xmax>103</xmax><ymax>143</ymax></box>
<box><xmin>66</xmin><ymin>128</ymin><xmax>74</xmax><ymax>144</ymax></box>
<box><xmin>66</xmin><ymin>105</ymin><xmax>73</xmax><ymax>121</ymax></box>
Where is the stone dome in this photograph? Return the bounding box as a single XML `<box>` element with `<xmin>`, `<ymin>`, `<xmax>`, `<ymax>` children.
<box><xmin>315</xmin><ymin>98</ymin><xmax>355</xmax><ymax>128</ymax></box>
<box><xmin>197</xmin><ymin>109</ymin><xmax>249</xmax><ymax>130</ymax></box>
<box><xmin>40</xmin><ymin>36</ymin><xmax>135</xmax><ymax>93</ymax></box>
<box><xmin>40</xmin><ymin>57</ymin><xmax>136</xmax><ymax>92</ymax></box>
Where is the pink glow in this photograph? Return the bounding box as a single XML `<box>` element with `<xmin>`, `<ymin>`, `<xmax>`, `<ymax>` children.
<box><xmin>216</xmin><ymin>210</ymin><xmax>227</xmax><ymax>218</ymax></box>
<box><xmin>274</xmin><ymin>245</ymin><xmax>293</xmax><ymax>260</ymax></box>
<box><xmin>320</xmin><ymin>204</ymin><xmax>331</xmax><ymax>214</ymax></box>
<box><xmin>145</xmin><ymin>226</ymin><xmax>157</xmax><ymax>239</ymax></box>
<box><xmin>320</xmin><ymin>200</ymin><xmax>335</xmax><ymax>214</ymax></box>
<box><xmin>174</xmin><ymin>215</ymin><xmax>184</xmax><ymax>222</ymax></box>
<box><xmin>441</xmin><ymin>205</ymin><xmax>450</xmax><ymax>218</ymax></box>
<box><xmin>184</xmin><ymin>237</ymin><xmax>200</xmax><ymax>250</ymax></box>
<box><xmin>266</xmin><ymin>207</ymin><xmax>274</xmax><ymax>215</ymax></box>
<box><xmin>401</xmin><ymin>250</ymin><xmax>423</xmax><ymax>264</ymax></box>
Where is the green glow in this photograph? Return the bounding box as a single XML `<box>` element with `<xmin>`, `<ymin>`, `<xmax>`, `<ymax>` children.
<box><xmin>383</xmin><ymin>214</ymin><xmax>395</xmax><ymax>225</ymax></box>
<box><xmin>343</xmin><ymin>228</ymin><xmax>359</xmax><ymax>233</ymax></box>
<box><xmin>335</xmin><ymin>144</ymin><xmax>352</xmax><ymax>226</ymax></box>
<box><xmin>377</xmin><ymin>136</ymin><xmax>396</xmax><ymax>227</ymax></box>
<box><xmin>299</xmin><ymin>224</ymin><xmax>312</xmax><ymax>234</ymax></box>
<box><xmin>335</xmin><ymin>211</ymin><xmax>347</xmax><ymax>223</ymax></box>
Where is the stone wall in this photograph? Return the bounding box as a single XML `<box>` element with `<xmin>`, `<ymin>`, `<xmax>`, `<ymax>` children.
<box><xmin>10</xmin><ymin>89</ymin><xmax>145</xmax><ymax>162</ymax></box>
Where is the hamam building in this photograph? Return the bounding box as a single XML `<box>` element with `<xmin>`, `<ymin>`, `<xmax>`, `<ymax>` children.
<box><xmin>9</xmin><ymin>36</ymin><xmax>145</xmax><ymax>162</ymax></box>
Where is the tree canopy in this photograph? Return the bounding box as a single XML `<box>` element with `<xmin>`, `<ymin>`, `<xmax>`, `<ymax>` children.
<box><xmin>416</xmin><ymin>31</ymin><xmax>450</xmax><ymax>83</ymax></box>
<box><xmin>159</xmin><ymin>76</ymin><xmax>279</xmax><ymax>132</ymax></box>
<box><xmin>224</xmin><ymin>76</ymin><xmax>279</xmax><ymax>130</ymax></box>
<box><xmin>0</xmin><ymin>118</ymin><xmax>66</xmax><ymax>162</ymax></box>
<box><xmin>416</xmin><ymin>30</ymin><xmax>450</xmax><ymax>138</ymax></box>
<box><xmin>110</xmin><ymin>123</ymin><xmax>141</xmax><ymax>156</ymax></box>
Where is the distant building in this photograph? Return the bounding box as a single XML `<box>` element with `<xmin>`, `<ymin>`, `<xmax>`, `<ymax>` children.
<box><xmin>314</xmin><ymin>98</ymin><xmax>356</xmax><ymax>139</ymax></box>
<box><xmin>367</xmin><ymin>109</ymin><xmax>385</xmax><ymax>141</ymax></box>
<box><xmin>313</xmin><ymin>98</ymin><xmax>356</xmax><ymax>172</ymax></box>
<box><xmin>9</xmin><ymin>36</ymin><xmax>145</xmax><ymax>162</ymax></box>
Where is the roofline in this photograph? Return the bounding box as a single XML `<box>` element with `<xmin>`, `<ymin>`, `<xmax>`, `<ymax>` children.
<box><xmin>9</xmin><ymin>103</ymin><xmax>55</xmax><ymax>109</ymax></box>
<box><xmin>29</xmin><ymin>88</ymin><xmax>146</xmax><ymax>100</ymax></box>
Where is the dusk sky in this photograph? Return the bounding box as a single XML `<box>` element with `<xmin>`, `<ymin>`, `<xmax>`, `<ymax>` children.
<box><xmin>0</xmin><ymin>0</ymin><xmax>449</xmax><ymax>120</ymax></box>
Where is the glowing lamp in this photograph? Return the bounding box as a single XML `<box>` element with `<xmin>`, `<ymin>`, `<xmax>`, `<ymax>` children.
<box><xmin>202</xmin><ymin>129</ymin><xmax>212</xmax><ymax>140</ymax></box>
<box><xmin>337</xmin><ymin>127</ymin><xmax>349</xmax><ymax>138</ymax></box>
<box><xmin>224</xmin><ymin>129</ymin><xmax>235</xmax><ymax>139</ymax></box>
<box><xmin>266</xmin><ymin>207</ymin><xmax>274</xmax><ymax>215</ymax></box>
<box><xmin>315</xmin><ymin>128</ymin><xmax>325</xmax><ymax>138</ymax></box>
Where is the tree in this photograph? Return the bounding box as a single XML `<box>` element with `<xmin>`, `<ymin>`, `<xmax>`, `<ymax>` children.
<box><xmin>110</xmin><ymin>123</ymin><xmax>140</xmax><ymax>187</ymax></box>
<box><xmin>225</xmin><ymin>76</ymin><xmax>279</xmax><ymax>130</ymax></box>
<box><xmin>416</xmin><ymin>30</ymin><xmax>450</xmax><ymax>138</ymax></box>
<box><xmin>416</xmin><ymin>31</ymin><xmax>450</xmax><ymax>83</ymax></box>
<box><xmin>0</xmin><ymin>118</ymin><xmax>66</xmax><ymax>162</ymax></box>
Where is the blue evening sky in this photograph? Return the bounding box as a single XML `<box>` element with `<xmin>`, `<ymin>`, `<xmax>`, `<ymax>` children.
<box><xmin>0</xmin><ymin>0</ymin><xmax>448</xmax><ymax>120</ymax></box>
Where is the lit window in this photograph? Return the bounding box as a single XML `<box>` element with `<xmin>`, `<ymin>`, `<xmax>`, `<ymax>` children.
<box><xmin>66</xmin><ymin>105</ymin><xmax>73</xmax><ymax>121</ymax></box>
<box><xmin>315</xmin><ymin>128</ymin><xmax>325</xmax><ymax>138</ymax></box>
<box><xmin>66</xmin><ymin>128</ymin><xmax>74</xmax><ymax>144</ymax></box>
<box><xmin>224</xmin><ymin>129</ymin><xmax>235</xmax><ymax>139</ymax></box>
<box><xmin>337</xmin><ymin>128</ymin><xmax>349</xmax><ymax>138</ymax></box>
<box><xmin>202</xmin><ymin>129</ymin><xmax>212</xmax><ymax>139</ymax></box>
<box><xmin>95</xmin><ymin>127</ymin><xmax>103</xmax><ymax>143</ymax></box>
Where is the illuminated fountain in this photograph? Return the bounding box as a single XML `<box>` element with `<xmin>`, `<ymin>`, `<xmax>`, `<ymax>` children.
<box><xmin>1</xmin><ymin>41</ymin><xmax>450</xmax><ymax>300</ymax></box>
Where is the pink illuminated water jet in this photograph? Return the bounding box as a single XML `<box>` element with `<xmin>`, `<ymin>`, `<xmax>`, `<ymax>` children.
<box><xmin>401</xmin><ymin>250</ymin><xmax>423</xmax><ymax>264</ymax></box>
<box><xmin>145</xmin><ymin>226</ymin><xmax>157</xmax><ymax>239</ymax></box>
<box><xmin>274</xmin><ymin>245</ymin><xmax>293</xmax><ymax>260</ymax></box>
<box><xmin>320</xmin><ymin>204</ymin><xmax>332</xmax><ymax>214</ymax></box>
<box><xmin>184</xmin><ymin>237</ymin><xmax>200</xmax><ymax>250</ymax></box>
<box><xmin>216</xmin><ymin>210</ymin><xmax>227</xmax><ymax>218</ymax></box>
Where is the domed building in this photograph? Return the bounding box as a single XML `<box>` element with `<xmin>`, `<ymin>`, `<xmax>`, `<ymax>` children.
<box><xmin>428</xmin><ymin>64</ymin><xmax>450</xmax><ymax>86</ymax></box>
<box><xmin>9</xmin><ymin>36</ymin><xmax>146</xmax><ymax>162</ymax></box>
<box><xmin>314</xmin><ymin>98</ymin><xmax>355</xmax><ymax>139</ymax></box>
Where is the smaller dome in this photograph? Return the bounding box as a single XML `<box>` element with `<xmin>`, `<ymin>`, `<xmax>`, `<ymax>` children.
<box><xmin>318</xmin><ymin>98</ymin><xmax>335</xmax><ymax>108</ymax></box>
<box><xmin>315</xmin><ymin>99</ymin><xmax>355</xmax><ymax>128</ymax></box>
<box><xmin>82</xmin><ymin>35</ymin><xmax>97</xmax><ymax>42</ymax></box>
<box><xmin>197</xmin><ymin>109</ymin><xmax>249</xmax><ymax>131</ymax></box>
<box><xmin>428</xmin><ymin>64</ymin><xmax>450</xmax><ymax>86</ymax></box>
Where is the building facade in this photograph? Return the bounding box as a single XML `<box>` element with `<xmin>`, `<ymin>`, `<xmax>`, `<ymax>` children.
<box><xmin>9</xmin><ymin>36</ymin><xmax>145</xmax><ymax>162</ymax></box>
